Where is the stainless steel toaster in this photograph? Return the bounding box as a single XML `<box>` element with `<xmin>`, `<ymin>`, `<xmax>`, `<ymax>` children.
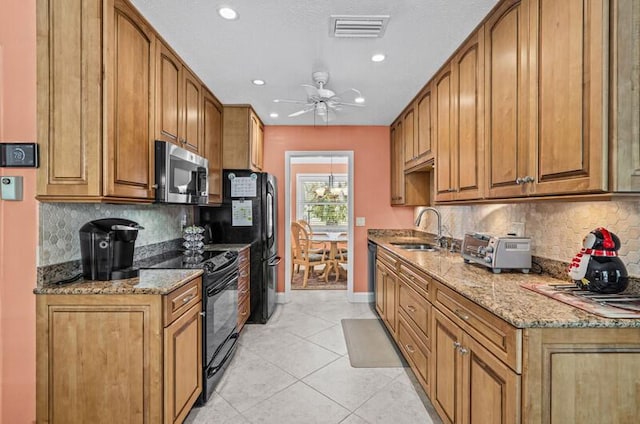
<box><xmin>461</xmin><ymin>233</ymin><xmax>531</xmax><ymax>274</ymax></box>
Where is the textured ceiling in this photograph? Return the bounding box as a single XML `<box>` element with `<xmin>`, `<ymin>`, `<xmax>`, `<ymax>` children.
<box><xmin>130</xmin><ymin>0</ymin><xmax>498</xmax><ymax>126</ymax></box>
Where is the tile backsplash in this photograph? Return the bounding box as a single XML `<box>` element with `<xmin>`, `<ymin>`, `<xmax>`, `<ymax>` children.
<box><xmin>39</xmin><ymin>203</ymin><xmax>193</xmax><ymax>266</ymax></box>
<box><xmin>416</xmin><ymin>200</ymin><xmax>640</xmax><ymax>276</ymax></box>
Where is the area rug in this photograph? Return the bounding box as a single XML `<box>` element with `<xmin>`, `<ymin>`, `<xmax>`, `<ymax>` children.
<box><xmin>291</xmin><ymin>266</ymin><xmax>347</xmax><ymax>290</ymax></box>
<box><xmin>341</xmin><ymin>319</ymin><xmax>406</xmax><ymax>368</ymax></box>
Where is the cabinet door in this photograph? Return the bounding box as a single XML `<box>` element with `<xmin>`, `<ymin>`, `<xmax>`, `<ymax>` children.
<box><xmin>181</xmin><ymin>68</ymin><xmax>202</xmax><ymax>154</ymax></box>
<box><xmin>454</xmin><ymin>32</ymin><xmax>485</xmax><ymax>201</ymax></box>
<box><xmin>202</xmin><ymin>89</ymin><xmax>223</xmax><ymax>203</ymax></box>
<box><xmin>164</xmin><ymin>303</ymin><xmax>202</xmax><ymax>424</ymax></box>
<box><xmin>529</xmin><ymin>0</ymin><xmax>607</xmax><ymax>195</ymax></box>
<box><xmin>417</xmin><ymin>86</ymin><xmax>434</xmax><ymax>162</ymax></box>
<box><xmin>249</xmin><ymin>111</ymin><xmax>263</xmax><ymax>171</ymax></box>
<box><xmin>105</xmin><ymin>0</ymin><xmax>155</xmax><ymax>199</ymax></box>
<box><xmin>485</xmin><ymin>0</ymin><xmax>531</xmax><ymax>198</ymax></box>
<box><xmin>432</xmin><ymin>309</ymin><xmax>464</xmax><ymax>424</ymax></box>
<box><xmin>375</xmin><ymin>261</ymin><xmax>387</xmax><ymax>317</ymax></box>
<box><xmin>383</xmin><ymin>267</ymin><xmax>397</xmax><ymax>334</ymax></box>
<box><xmin>434</xmin><ymin>64</ymin><xmax>456</xmax><ymax>202</ymax></box>
<box><xmin>393</xmin><ymin>120</ymin><xmax>405</xmax><ymax>204</ymax></box>
<box><xmin>36</xmin><ymin>0</ymin><xmax>102</xmax><ymax>199</ymax></box>
<box><xmin>403</xmin><ymin>107</ymin><xmax>416</xmax><ymax>165</ymax></box>
<box><xmin>461</xmin><ymin>334</ymin><xmax>520</xmax><ymax>424</ymax></box>
<box><xmin>155</xmin><ymin>41</ymin><xmax>181</xmax><ymax>145</ymax></box>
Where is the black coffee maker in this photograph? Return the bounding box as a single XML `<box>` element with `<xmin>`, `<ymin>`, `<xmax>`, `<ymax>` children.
<box><xmin>79</xmin><ymin>218</ymin><xmax>144</xmax><ymax>281</ymax></box>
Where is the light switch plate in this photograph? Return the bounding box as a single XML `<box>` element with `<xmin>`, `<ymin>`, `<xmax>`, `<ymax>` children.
<box><xmin>1</xmin><ymin>176</ymin><xmax>23</xmax><ymax>200</ymax></box>
<box><xmin>356</xmin><ymin>217</ymin><xmax>366</xmax><ymax>227</ymax></box>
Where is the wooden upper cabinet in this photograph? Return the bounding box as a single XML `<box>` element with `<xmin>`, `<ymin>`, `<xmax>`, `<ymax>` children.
<box><xmin>201</xmin><ymin>89</ymin><xmax>223</xmax><ymax>204</ymax></box>
<box><xmin>104</xmin><ymin>0</ymin><xmax>155</xmax><ymax>200</ymax></box>
<box><xmin>416</xmin><ymin>85</ymin><xmax>434</xmax><ymax>163</ymax></box>
<box><xmin>453</xmin><ymin>31</ymin><xmax>485</xmax><ymax>201</ymax></box>
<box><xmin>223</xmin><ymin>105</ymin><xmax>264</xmax><ymax>171</ymax></box>
<box><xmin>529</xmin><ymin>0</ymin><xmax>607</xmax><ymax>195</ymax></box>
<box><xmin>36</xmin><ymin>0</ymin><xmax>103</xmax><ymax>200</ymax></box>
<box><xmin>403</xmin><ymin>107</ymin><xmax>416</xmax><ymax>165</ymax></box>
<box><xmin>485</xmin><ymin>0</ymin><xmax>531</xmax><ymax>199</ymax></box>
<box><xmin>181</xmin><ymin>68</ymin><xmax>202</xmax><ymax>154</ymax></box>
<box><xmin>390</xmin><ymin>119</ymin><xmax>405</xmax><ymax>204</ymax></box>
<box><xmin>434</xmin><ymin>64</ymin><xmax>456</xmax><ymax>202</ymax></box>
<box><xmin>156</xmin><ymin>42</ymin><xmax>181</xmax><ymax>145</ymax></box>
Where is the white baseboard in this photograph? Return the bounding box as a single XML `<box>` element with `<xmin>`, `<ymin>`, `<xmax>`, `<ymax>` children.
<box><xmin>347</xmin><ymin>291</ymin><xmax>374</xmax><ymax>303</ymax></box>
<box><xmin>276</xmin><ymin>292</ymin><xmax>290</xmax><ymax>304</ymax></box>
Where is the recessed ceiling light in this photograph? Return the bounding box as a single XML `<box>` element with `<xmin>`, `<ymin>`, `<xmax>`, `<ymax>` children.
<box><xmin>270</xmin><ymin>113</ymin><xmax>279</xmax><ymax>118</ymax></box>
<box><xmin>371</xmin><ymin>53</ymin><xmax>386</xmax><ymax>62</ymax></box>
<box><xmin>218</xmin><ymin>7</ymin><xmax>238</xmax><ymax>20</ymax></box>
<box><xmin>252</xmin><ymin>79</ymin><xmax>265</xmax><ymax>86</ymax></box>
<box><xmin>354</xmin><ymin>96</ymin><xmax>365</xmax><ymax>104</ymax></box>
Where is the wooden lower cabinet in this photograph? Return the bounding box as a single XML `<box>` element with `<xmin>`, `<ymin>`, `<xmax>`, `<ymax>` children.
<box><xmin>36</xmin><ymin>277</ymin><xmax>203</xmax><ymax>424</ymax></box>
<box><xmin>373</xmin><ymin>245</ymin><xmax>640</xmax><ymax>424</ymax></box>
<box><xmin>237</xmin><ymin>246</ymin><xmax>251</xmax><ymax>331</ymax></box>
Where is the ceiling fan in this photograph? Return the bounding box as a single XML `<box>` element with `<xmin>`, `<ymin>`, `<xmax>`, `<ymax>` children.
<box><xmin>274</xmin><ymin>71</ymin><xmax>365</xmax><ymax>122</ymax></box>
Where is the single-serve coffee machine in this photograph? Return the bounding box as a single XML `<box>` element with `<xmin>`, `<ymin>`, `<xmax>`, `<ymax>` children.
<box><xmin>79</xmin><ymin>218</ymin><xmax>144</xmax><ymax>280</ymax></box>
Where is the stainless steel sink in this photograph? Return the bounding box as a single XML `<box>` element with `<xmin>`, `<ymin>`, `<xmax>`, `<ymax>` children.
<box><xmin>390</xmin><ymin>242</ymin><xmax>438</xmax><ymax>252</ymax></box>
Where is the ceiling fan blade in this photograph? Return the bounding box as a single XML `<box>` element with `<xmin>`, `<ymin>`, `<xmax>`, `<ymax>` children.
<box><xmin>273</xmin><ymin>99</ymin><xmax>310</xmax><ymax>105</ymax></box>
<box><xmin>332</xmin><ymin>88</ymin><xmax>362</xmax><ymax>100</ymax></box>
<box><xmin>288</xmin><ymin>108</ymin><xmax>314</xmax><ymax>118</ymax></box>
<box><xmin>333</xmin><ymin>102</ymin><xmax>365</xmax><ymax>108</ymax></box>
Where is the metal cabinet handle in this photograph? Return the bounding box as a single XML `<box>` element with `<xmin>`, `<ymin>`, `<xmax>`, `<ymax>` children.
<box><xmin>407</xmin><ymin>305</ymin><xmax>417</xmax><ymax>313</ymax></box>
<box><xmin>523</xmin><ymin>175</ymin><xmax>535</xmax><ymax>183</ymax></box>
<box><xmin>454</xmin><ymin>309</ymin><xmax>470</xmax><ymax>321</ymax></box>
<box><xmin>459</xmin><ymin>347</ymin><xmax>469</xmax><ymax>355</ymax></box>
<box><xmin>182</xmin><ymin>294</ymin><xmax>196</xmax><ymax>303</ymax></box>
<box><xmin>453</xmin><ymin>341</ymin><xmax>462</xmax><ymax>349</ymax></box>
<box><xmin>405</xmin><ymin>344</ymin><xmax>416</xmax><ymax>353</ymax></box>
<box><xmin>515</xmin><ymin>177</ymin><xmax>524</xmax><ymax>185</ymax></box>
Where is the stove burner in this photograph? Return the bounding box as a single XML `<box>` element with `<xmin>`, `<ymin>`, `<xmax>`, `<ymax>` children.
<box><xmin>144</xmin><ymin>250</ymin><xmax>238</xmax><ymax>274</ymax></box>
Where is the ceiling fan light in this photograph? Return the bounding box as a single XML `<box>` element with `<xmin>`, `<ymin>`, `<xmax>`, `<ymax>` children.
<box><xmin>252</xmin><ymin>79</ymin><xmax>265</xmax><ymax>86</ymax></box>
<box><xmin>269</xmin><ymin>113</ymin><xmax>279</xmax><ymax>118</ymax></box>
<box><xmin>218</xmin><ymin>7</ymin><xmax>238</xmax><ymax>20</ymax></box>
<box><xmin>354</xmin><ymin>96</ymin><xmax>365</xmax><ymax>103</ymax></box>
<box><xmin>371</xmin><ymin>53</ymin><xmax>386</xmax><ymax>62</ymax></box>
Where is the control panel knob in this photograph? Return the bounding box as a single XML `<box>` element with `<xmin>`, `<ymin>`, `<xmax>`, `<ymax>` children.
<box><xmin>484</xmin><ymin>256</ymin><xmax>492</xmax><ymax>263</ymax></box>
<box><xmin>485</xmin><ymin>246</ymin><xmax>494</xmax><ymax>253</ymax></box>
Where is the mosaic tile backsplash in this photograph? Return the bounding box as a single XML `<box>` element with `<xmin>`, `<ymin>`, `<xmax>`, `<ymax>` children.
<box><xmin>39</xmin><ymin>203</ymin><xmax>194</xmax><ymax>266</ymax></box>
<box><xmin>416</xmin><ymin>200</ymin><xmax>640</xmax><ymax>277</ymax></box>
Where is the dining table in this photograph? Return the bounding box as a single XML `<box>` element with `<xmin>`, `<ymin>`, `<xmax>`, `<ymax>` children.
<box><xmin>310</xmin><ymin>232</ymin><xmax>348</xmax><ymax>281</ymax></box>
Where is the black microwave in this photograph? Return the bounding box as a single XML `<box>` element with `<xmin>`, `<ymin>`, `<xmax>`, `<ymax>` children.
<box><xmin>155</xmin><ymin>140</ymin><xmax>209</xmax><ymax>204</ymax></box>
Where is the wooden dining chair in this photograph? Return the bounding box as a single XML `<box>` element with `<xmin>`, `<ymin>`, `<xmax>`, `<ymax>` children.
<box><xmin>291</xmin><ymin>221</ymin><xmax>329</xmax><ymax>287</ymax></box>
<box><xmin>334</xmin><ymin>239</ymin><xmax>348</xmax><ymax>282</ymax></box>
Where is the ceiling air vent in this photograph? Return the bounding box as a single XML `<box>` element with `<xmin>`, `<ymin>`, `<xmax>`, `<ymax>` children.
<box><xmin>329</xmin><ymin>15</ymin><xmax>390</xmax><ymax>38</ymax></box>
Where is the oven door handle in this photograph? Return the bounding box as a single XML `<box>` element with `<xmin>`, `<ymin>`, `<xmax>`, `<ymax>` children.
<box><xmin>206</xmin><ymin>332</ymin><xmax>239</xmax><ymax>378</ymax></box>
<box><xmin>206</xmin><ymin>272</ymin><xmax>239</xmax><ymax>297</ymax></box>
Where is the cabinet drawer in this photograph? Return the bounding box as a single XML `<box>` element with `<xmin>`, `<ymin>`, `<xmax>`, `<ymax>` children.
<box><xmin>397</xmin><ymin>314</ymin><xmax>430</xmax><ymax>393</ymax></box>
<box><xmin>238</xmin><ymin>295</ymin><xmax>250</xmax><ymax>330</ymax></box>
<box><xmin>399</xmin><ymin>261</ymin><xmax>432</xmax><ymax>300</ymax></box>
<box><xmin>164</xmin><ymin>277</ymin><xmax>202</xmax><ymax>326</ymax></box>
<box><xmin>238</xmin><ymin>247</ymin><xmax>250</xmax><ymax>268</ymax></box>
<box><xmin>378</xmin><ymin>248</ymin><xmax>398</xmax><ymax>270</ymax></box>
<box><xmin>434</xmin><ymin>282</ymin><xmax>521</xmax><ymax>372</ymax></box>
<box><xmin>398</xmin><ymin>280</ymin><xmax>431</xmax><ymax>347</ymax></box>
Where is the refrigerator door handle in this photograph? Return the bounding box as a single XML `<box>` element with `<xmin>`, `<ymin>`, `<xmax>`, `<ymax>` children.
<box><xmin>267</xmin><ymin>256</ymin><xmax>281</xmax><ymax>266</ymax></box>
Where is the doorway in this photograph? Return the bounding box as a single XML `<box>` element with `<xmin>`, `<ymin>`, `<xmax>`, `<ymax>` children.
<box><xmin>283</xmin><ymin>151</ymin><xmax>354</xmax><ymax>302</ymax></box>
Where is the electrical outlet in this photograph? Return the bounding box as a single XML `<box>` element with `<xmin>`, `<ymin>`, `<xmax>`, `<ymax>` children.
<box><xmin>356</xmin><ymin>217</ymin><xmax>366</xmax><ymax>227</ymax></box>
<box><xmin>510</xmin><ymin>222</ymin><xmax>525</xmax><ymax>237</ymax></box>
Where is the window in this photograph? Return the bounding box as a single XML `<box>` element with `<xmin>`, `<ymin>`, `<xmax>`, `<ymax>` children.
<box><xmin>296</xmin><ymin>173</ymin><xmax>348</xmax><ymax>232</ymax></box>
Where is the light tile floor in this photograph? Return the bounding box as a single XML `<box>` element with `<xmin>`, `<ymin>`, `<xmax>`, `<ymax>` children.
<box><xmin>186</xmin><ymin>290</ymin><xmax>442</xmax><ymax>424</ymax></box>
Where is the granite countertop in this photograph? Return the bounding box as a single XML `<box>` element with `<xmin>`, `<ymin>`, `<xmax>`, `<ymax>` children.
<box><xmin>34</xmin><ymin>269</ymin><xmax>203</xmax><ymax>295</ymax></box>
<box><xmin>369</xmin><ymin>233</ymin><xmax>640</xmax><ymax>329</ymax></box>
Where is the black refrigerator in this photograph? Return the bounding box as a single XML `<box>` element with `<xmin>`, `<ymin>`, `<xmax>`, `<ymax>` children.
<box><xmin>199</xmin><ymin>170</ymin><xmax>278</xmax><ymax>323</ymax></box>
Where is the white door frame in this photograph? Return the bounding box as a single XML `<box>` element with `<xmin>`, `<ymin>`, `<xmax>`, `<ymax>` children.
<box><xmin>280</xmin><ymin>150</ymin><xmax>355</xmax><ymax>303</ymax></box>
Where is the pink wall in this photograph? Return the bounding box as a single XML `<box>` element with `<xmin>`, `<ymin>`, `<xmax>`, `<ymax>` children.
<box><xmin>263</xmin><ymin>126</ymin><xmax>415</xmax><ymax>293</ymax></box>
<box><xmin>0</xmin><ymin>0</ymin><xmax>38</xmax><ymax>422</ymax></box>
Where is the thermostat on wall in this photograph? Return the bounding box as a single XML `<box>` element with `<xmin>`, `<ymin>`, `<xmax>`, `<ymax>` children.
<box><xmin>0</xmin><ymin>143</ymin><xmax>39</xmax><ymax>167</ymax></box>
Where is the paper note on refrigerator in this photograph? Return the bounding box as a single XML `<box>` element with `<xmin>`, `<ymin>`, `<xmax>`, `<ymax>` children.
<box><xmin>232</xmin><ymin>200</ymin><xmax>253</xmax><ymax>226</ymax></box>
<box><xmin>230</xmin><ymin>176</ymin><xmax>257</xmax><ymax>197</ymax></box>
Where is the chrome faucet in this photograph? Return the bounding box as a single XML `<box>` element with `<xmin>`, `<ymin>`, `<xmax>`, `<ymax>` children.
<box><xmin>415</xmin><ymin>207</ymin><xmax>446</xmax><ymax>247</ymax></box>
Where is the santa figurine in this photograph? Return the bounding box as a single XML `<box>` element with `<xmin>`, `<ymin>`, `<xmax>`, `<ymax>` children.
<box><xmin>567</xmin><ymin>227</ymin><xmax>629</xmax><ymax>293</ymax></box>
